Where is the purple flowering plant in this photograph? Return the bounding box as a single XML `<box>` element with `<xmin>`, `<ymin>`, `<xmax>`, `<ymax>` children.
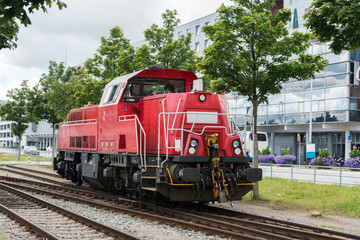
<box><xmin>310</xmin><ymin>156</ymin><xmax>334</xmax><ymax>166</ymax></box>
<box><xmin>259</xmin><ymin>154</ymin><xmax>275</xmax><ymax>163</ymax></box>
<box><xmin>344</xmin><ymin>157</ymin><xmax>360</xmax><ymax>168</ymax></box>
<box><xmin>259</xmin><ymin>147</ymin><xmax>276</xmax><ymax>163</ymax></box>
<box><xmin>310</xmin><ymin>148</ymin><xmax>334</xmax><ymax>166</ymax></box>
<box><xmin>275</xmin><ymin>154</ymin><xmax>296</xmax><ymax>164</ymax></box>
<box><xmin>344</xmin><ymin>147</ymin><xmax>360</xmax><ymax>168</ymax></box>
<box><xmin>273</xmin><ymin>148</ymin><xmax>296</xmax><ymax>164</ymax></box>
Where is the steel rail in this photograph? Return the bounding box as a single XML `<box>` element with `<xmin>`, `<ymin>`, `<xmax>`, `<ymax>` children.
<box><xmin>1</xmin><ymin>177</ymin><xmax>353</xmax><ymax>240</ymax></box>
<box><xmin>179</xmin><ymin>209</ymin><xmax>346</xmax><ymax>240</ymax></box>
<box><xmin>0</xmin><ymin>179</ymin><xmax>272</xmax><ymax>240</ymax></box>
<box><xmin>2</xmin><ymin>167</ymin><xmax>358</xmax><ymax>239</ymax></box>
<box><xmin>0</xmin><ymin>166</ymin><xmax>73</xmax><ymax>187</ymax></box>
<box><xmin>0</xmin><ymin>202</ymin><xmax>59</xmax><ymax>240</ymax></box>
<box><xmin>6</xmin><ymin>165</ymin><xmax>62</xmax><ymax>178</ymax></box>
<box><xmin>0</xmin><ymin>182</ymin><xmax>139</xmax><ymax>240</ymax></box>
<box><xmin>197</xmin><ymin>204</ymin><xmax>360</xmax><ymax>240</ymax></box>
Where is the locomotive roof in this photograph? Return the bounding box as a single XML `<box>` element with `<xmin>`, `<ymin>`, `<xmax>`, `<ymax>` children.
<box><xmin>107</xmin><ymin>69</ymin><xmax>198</xmax><ymax>86</ymax></box>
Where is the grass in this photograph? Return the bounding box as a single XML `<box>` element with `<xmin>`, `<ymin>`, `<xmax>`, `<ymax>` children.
<box><xmin>242</xmin><ymin>177</ymin><xmax>360</xmax><ymax>218</ymax></box>
<box><xmin>43</xmin><ymin>165</ymin><xmax>54</xmax><ymax>171</ymax></box>
<box><xmin>0</xmin><ymin>152</ymin><xmax>51</xmax><ymax>162</ymax></box>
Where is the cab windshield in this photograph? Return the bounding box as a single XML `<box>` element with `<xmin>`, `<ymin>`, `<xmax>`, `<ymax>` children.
<box><xmin>121</xmin><ymin>77</ymin><xmax>186</xmax><ymax>102</ymax></box>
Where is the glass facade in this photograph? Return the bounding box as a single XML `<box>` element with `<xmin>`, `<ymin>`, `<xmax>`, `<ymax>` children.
<box><xmin>229</xmin><ymin>42</ymin><xmax>360</xmax><ymax>125</ymax></box>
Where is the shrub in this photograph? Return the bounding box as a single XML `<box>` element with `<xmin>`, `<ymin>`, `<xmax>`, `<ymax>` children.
<box><xmin>261</xmin><ymin>147</ymin><xmax>271</xmax><ymax>155</ymax></box>
<box><xmin>310</xmin><ymin>148</ymin><xmax>333</xmax><ymax>166</ymax></box>
<box><xmin>349</xmin><ymin>146</ymin><xmax>360</xmax><ymax>158</ymax></box>
<box><xmin>318</xmin><ymin>148</ymin><xmax>329</xmax><ymax>158</ymax></box>
<box><xmin>310</xmin><ymin>156</ymin><xmax>334</xmax><ymax>166</ymax></box>
<box><xmin>275</xmin><ymin>154</ymin><xmax>296</xmax><ymax>164</ymax></box>
<box><xmin>259</xmin><ymin>154</ymin><xmax>275</xmax><ymax>163</ymax></box>
<box><xmin>280</xmin><ymin>148</ymin><xmax>290</xmax><ymax>156</ymax></box>
<box><xmin>344</xmin><ymin>157</ymin><xmax>360</xmax><ymax>168</ymax></box>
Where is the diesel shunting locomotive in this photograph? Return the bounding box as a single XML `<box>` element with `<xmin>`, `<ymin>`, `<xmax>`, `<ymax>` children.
<box><xmin>54</xmin><ymin>68</ymin><xmax>262</xmax><ymax>203</ymax></box>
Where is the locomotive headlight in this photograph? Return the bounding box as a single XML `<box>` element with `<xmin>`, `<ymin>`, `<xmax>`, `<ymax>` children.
<box><xmin>232</xmin><ymin>140</ymin><xmax>241</xmax><ymax>155</ymax></box>
<box><xmin>198</xmin><ymin>93</ymin><xmax>206</xmax><ymax>102</ymax></box>
<box><xmin>188</xmin><ymin>147</ymin><xmax>196</xmax><ymax>154</ymax></box>
<box><xmin>188</xmin><ymin>139</ymin><xmax>198</xmax><ymax>155</ymax></box>
<box><xmin>190</xmin><ymin>139</ymin><xmax>198</xmax><ymax>148</ymax></box>
<box><xmin>232</xmin><ymin>140</ymin><xmax>240</xmax><ymax>148</ymax></box>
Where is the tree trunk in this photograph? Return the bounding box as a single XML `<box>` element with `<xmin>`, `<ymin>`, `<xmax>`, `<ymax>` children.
<box><xmin>252</xmin><ymin>101</ymin><xmax>260</xmax><ymax>200</ymax></box>
<box><xmin>17</xmin><ymin>136</ymin><xmax>22</xmax><ymax>161</ymax></box>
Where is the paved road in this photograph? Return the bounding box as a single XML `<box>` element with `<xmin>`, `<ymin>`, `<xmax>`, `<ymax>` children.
<box><xmin>260</xmin><ymin>164</ymin><xmax>360</xmax><ymax>186</ymax></box>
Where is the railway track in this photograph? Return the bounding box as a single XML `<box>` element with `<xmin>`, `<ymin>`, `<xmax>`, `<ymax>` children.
<box><xmin>1</xmin><ymin>165</ymin><xmax>359</xmax><ymax>239</ymax></box>
<box><xmin>0</xmin><ymin>182</ymin><xmax>138</xmax><ymax>240</ymax></box>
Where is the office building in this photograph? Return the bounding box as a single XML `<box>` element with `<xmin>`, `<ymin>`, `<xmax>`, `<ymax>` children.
<box><xmin>169</xmin><ymin>0</ymin><xmax>359</xmax><ymax>162</ymax></box>
<box><xmin>0</xmin><ymin>100</ymin><xmax>54</xmax><ymax>150</ymax></box>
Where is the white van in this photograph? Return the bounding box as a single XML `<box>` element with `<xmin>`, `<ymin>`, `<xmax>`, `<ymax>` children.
<box><xmin>24</xmin><ymin>146</ymin><xmax>38</xmax><ymax>155</ymax></box>
<box><xmin>239</xmin><ymin>131</ymin><xmax>268</xmax><ymax>157</ymax></box>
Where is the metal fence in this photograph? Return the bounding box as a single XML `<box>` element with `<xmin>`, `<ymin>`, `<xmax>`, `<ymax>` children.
<box><xmin>0</xmin><ymin>147</ymin><xmax>53</xmax><ymax>164</ymax></box>
<box><xmin>260</xmin><ymin>163</ymin><xmax>360</xmax><ymax>186</ymax></box>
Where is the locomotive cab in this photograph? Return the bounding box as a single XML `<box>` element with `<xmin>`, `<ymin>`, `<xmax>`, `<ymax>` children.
<box><xmin>55</xmin><ymin>69</ymin><xmax>262</xmax><ymax>204</ymax></box>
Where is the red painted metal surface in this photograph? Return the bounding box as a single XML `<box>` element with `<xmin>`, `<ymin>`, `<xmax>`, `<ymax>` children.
<box><xmin>58</xmin><ymin>69</ymin><xmax>243</xmax><ymax>158</ymax></box>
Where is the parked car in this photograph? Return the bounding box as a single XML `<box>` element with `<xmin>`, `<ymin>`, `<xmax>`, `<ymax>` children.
<box><xmin>24</xmin><ymin>146</ymin><xmax>39</xmax><ymax>155</ymax></box>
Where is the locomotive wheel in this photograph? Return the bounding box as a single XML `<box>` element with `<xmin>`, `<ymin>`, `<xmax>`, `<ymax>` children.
<box><xmin>77</xmin><ymin>172</ymin><xmax>83</xmax><ymax>186</ymax></box>
<box><xmin>228</xmin><ymin>174</ymin><xmax>238</xmax><ymax>197</ymax></box>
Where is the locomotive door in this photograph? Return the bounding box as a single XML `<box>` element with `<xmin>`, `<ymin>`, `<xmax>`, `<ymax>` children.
<box><xmin>143</xmin><ymin>97</ymin><xmax>165</xmax><ymax>153</ymax></box>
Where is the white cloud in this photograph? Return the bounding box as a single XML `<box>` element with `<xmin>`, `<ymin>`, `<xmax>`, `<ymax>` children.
<box><xmin>0</xmin><ymin>0</ymin><xmax>232</xmax><ymax>100</ymax></box>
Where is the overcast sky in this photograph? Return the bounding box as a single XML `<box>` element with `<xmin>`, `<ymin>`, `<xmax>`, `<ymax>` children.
<box><xmin>0</xmin><ymin>0</ymin><xmax>232</xmax><ymax>99</ymax></box>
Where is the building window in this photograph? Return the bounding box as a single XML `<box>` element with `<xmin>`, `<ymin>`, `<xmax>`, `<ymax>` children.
<box><xmin>204</xmin><ymin>39</ymin><xmax>209</xmax><ymax>49</ymax></box>
<box><xmin>31</xmin><ymin>122</ymin><xmax>37</xmax><ymax>132</ymax></box>
<box><xmin>195</xmin><ymin>25</ymin><xmax>200</xmax><ymax>36</ymax></box>
<box><xmin>195</xmin><ymin>42</ymin><xmax>200</xmax><ymax>52</ymax></box>
<box><xmin>178</xmin><ymin>31</ymin><xmax>182</xmax><ymax>38</ymax></box>
<box><xmin>186</xmin><ymin>28</ymin><xmax>191</xmax><ymax>35</ymax></box>
<box><xmin>205</xmin><ymin>21</ymin><xmax>209</xmax><ymax>26</ymax></box>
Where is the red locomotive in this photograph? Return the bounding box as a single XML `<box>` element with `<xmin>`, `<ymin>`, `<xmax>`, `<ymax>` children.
<box><xmin>54</xmin><ymin>68</ymin><xmax>262</xmax><ymax>203</ymax></box>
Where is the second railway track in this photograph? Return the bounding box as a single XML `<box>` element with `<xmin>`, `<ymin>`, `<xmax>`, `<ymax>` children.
<box><xmin>0</xmin><ymin>182</ymin><xmax>138</xmax><ymax>240</ymax></box>
<box><xmin>0</xmin><ymin>164</ymin><xmax>358</xmax><ymax>240</ymax></box>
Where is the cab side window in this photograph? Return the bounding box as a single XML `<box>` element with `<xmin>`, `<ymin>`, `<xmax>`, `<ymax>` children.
<box><xmin>103</xmin><ymin>85</ymin><xmax>120</xmax><ymax>104</ymax></box>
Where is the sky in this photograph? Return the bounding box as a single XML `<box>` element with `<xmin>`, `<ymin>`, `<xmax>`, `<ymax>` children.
<box><xmin>0</xmin><ymin>0</ymin><xmax>232</xmax><ymax>99</ymax></box>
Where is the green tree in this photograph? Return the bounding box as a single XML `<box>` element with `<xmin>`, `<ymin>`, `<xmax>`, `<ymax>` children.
<box><xmin>0</xmin><ymin>21</ymin><xmax>19</xmax><ymax>49</ymax></box>
<box><xmin>35</xmin><ymin>61</ymin><xmax>104</xmax><ymax>159</ymax></box>
<box><xmin>199</xmin><ymin>0</ymin><xmax>327</xmax><ymax>199</ymax></box>
<box><xmin>85</xmin><ymin>26</ymin><xmax>136</xmax><ymax>81</ymax></box>
<box><xmin>0</xmin><ymin>0</ymin><xmax>66</xmax><ymax>49</ymax></box>
<box><xmin>0</xmin><ymin>81</ymin><xmax>34</xmax><ymax>159</ymax></box>
<box><xmin>133</xmin><ymin>44</ymin><xmax>155</xmax><ymax>71</ymax></box>
<box><xmin>39</xmin><ymin>61</ymin><xmax>103</xmax><ymax>123</ymax></box>
<box><xmin>304</xmin><ymin>0</ymin><xmax>360</xmax><ymax>54</ymax></box>
<box><xmin>144</xmin><ymin>9</ymin><xmax>199</xmax><ymax>71</ymax></box>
